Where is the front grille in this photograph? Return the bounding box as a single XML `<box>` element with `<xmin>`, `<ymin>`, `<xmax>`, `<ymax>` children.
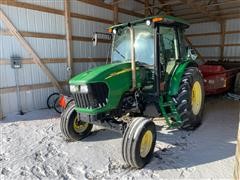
<box><xmin>72</xmin><ymin>83</ymin><xmax>108</xmax><ymax>109</ymax></box>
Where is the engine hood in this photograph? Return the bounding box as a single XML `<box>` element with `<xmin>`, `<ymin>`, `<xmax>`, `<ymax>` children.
<box><xmin>69</xmin><ymin>62</ymin><xmax>132</xmax><ymax>85</ymax></box>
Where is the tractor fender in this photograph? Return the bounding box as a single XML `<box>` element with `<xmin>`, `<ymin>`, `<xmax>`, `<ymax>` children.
<box><xmin>168</xmin><ymin>61</ymin><xmax>198</xmax><ymax>96</ymax></box>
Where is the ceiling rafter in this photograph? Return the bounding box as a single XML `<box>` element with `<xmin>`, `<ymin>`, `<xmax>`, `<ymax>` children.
<box><xmin>178</xmin><ymin>0</ymin><xmax>222</xmax><ymax>23</ymax></box>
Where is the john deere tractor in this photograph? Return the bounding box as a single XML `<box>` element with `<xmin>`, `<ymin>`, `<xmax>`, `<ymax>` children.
<box><xmin>60</xmin><ymin>15</ymin><xmax>205</xmax><ymax>168</ymax></box>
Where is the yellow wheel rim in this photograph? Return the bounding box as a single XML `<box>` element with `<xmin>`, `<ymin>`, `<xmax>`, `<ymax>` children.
<box><xmin>140</xmin><ymin>130</ymin><xmax>153</xmax><ymax>158</ymax></box>
<box><xmin>73</xmin><ymin>116</ymin><xmax>89</xmax><ymax>133</ymax></box>
<box><xmin>191</xmin><ymin>81</ymin><xmax>202</xmax><ymax>115</ymax></box>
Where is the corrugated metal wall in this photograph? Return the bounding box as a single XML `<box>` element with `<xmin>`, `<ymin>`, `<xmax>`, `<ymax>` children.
<box><xmin>0</xmin><ymin>0</ymin><xmax>142</xmax><ymax>115</ymax></box>
<box><xmin>186</xmin><ymin>19</ymin><xmax>240</xmax><ymax>61</ymax></box>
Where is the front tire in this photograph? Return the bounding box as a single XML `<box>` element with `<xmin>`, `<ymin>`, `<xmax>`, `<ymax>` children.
<box><xmin>60</xmin><ymin>102</ymin><xmax>93</xmax><ymax>141</ymax></box>
<box><xmin>175</xmin><ymin>67</ymin><xmax>205</xmax><ymax>130</ymax></box>
<box><xmin>122</xmin><ymin>117</ymin><xmax>156</xmax><ymax>168</ymax></box>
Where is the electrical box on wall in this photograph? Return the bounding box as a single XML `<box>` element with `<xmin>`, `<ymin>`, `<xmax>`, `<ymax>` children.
<box><xmin>10</xmin><ymin>56</ymin><xmax>22</xmax><ymax>69</ymax></box>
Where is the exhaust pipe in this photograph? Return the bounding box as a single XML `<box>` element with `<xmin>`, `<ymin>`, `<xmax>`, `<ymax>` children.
<box><xmin>129</xmin><ymin>26</ymin><xmax>136</xmax><ymax>90</ymax></box>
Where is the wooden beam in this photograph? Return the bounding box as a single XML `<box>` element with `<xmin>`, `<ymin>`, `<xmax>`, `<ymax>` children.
<box><xmin>113</xmin><ymin>0</ymin><xmax>119</xmax><ymax>24</ymax></box>
<box><xmin>0</xmin><ymin>81</ymin><xmax>68</xmax><ymax>94</ymax></box>
<box><xmin>203</xmin><ymin>56</ymin><xmax>240</xmax><ymax>59</ymax></box>
<box><xmin>0</xmin><ymin>58</ymin><xmax>106</xmax><ymax>65</ymax></box>
<box><xmin>178</xmin><ymin>0</ymin><xmax>222</xmax><ymax>22</ymax></box>
<box><xmin>144</xmin><ymin>0</ymin><xmax>150</xmax><ymax>17</ymax></box>
<box><xmin>0</xmin><ymin>30</ymin><xmax>111</xmax><ymax>43</ymax></box>
<box><xmin>185</xmin><ymin>37</ymin><xmax>205</xmax><ymax>63</ymax></box>
<box><xmin>186</xmin><ymin>32</ymin><xmax>220</xmax><ymax>37</ymax></box>
<box><xmin>220</xmin><ymin>20</ymin><xmax>226</xmax><ymax>61</ymax></box>
<box><xmin>77</xmin><ymin>0</ymin><xmax>144</xmax><ymax>18</ymax></box>
<box><xmin>0</xmin><ymin>30</ymin><xmax>66</xmax><ymax>39</ymax></box>
<box><xmin>0</xmin><ymin>9</ymin><xmax>63</xmax><ymax>91</ymax></box>
<box><xmin>70</xmin><ymin>12</ymin><xmax>113</xmax><ymax>24</ymax></box>
<box><xmin>64</xmin><ymin>0</ymin><xmax>73</xmax><ymax>77</ymax></box>
<box><xmin>186</xmin><ymin>30</ymin><xmax>240</xmax><ymax>37</ymax></box>
<box><xmin>193</xmin><ymin>44</ymin><xmax>221</xmax><ymax>48</ymax></box>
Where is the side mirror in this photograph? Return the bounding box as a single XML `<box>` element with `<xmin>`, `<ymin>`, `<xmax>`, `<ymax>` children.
<box><xmin>92</xmin><ymin>32</ymin><xmax>112</xmax><ymax>47</ymax></box>
<box><xmin>187</xmin><ymin>47</ymin><xmax>198</xmax><ymax>61</ymax></box>
<box><xmin>92</xmin><ymin>33</ymin><xmax>98</xmax><ymax>47</ymax></box>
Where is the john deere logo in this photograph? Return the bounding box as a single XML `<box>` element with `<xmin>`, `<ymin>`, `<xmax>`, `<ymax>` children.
<box><xmin>105</xmin><ymin>68</ymin><xmax>132</xmax><ymax>79</ymax></box>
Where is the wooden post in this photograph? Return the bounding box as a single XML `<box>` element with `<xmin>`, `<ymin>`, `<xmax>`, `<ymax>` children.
<box><xmin>234</xmin><ymin>118</ymin><xmax>240</xmax><ymax>179</ymax></box>
<box><xmin>220</xmin><ymin>20</ymin><xmax>226</xmax><ymax>61</ymax></box>
<box><xmin>64</xmin><ymin>0</ymin><xmax>73</xmax><ymax>77</ymax></box>
<box><xmin>113</xmin><ymin>0</ymin><xmax>118</xmax><ymax>25</ymax></box>
<box><xmin>0</xmin><ymin>9</ymin><xmax>63</xmax><ymax>92</ymax></box>
<box><xmin>144</xmin><ymin>0</ymin><xmax>150</xmax><ymax>17</ymax></box>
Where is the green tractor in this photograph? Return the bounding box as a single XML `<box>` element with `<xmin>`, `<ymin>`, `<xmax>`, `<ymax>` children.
<box><xmin>60</xmin><ymin>15</ymin><xmax>205</xmax><ymax>168</ymax></box>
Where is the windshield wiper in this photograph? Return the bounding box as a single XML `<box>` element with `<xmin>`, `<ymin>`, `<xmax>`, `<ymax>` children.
<box><xmin>114</xmin><ymin>48</ymin><xmax>126</xmax><ymax>59</ymax></box>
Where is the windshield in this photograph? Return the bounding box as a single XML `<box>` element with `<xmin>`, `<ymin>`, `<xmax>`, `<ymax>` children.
<box><xmin>111</xmin><ymin>24</ymin><xmax>154</xmax><ymax>65</ymax></box>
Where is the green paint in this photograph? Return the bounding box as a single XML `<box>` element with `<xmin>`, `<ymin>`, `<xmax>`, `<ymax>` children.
<box><xmin>70</xmin><ymin>62</ymin><xmax>142</xmax><ymax>115</ymax></box>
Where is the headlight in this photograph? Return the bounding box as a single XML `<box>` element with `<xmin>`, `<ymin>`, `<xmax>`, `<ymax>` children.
<box><xmin>70</xmin><ymin>85</ymin><xmax>79</xmax><ymax>93</ymax></box>
<box><xmin>80</xmin><ymin>85</ymin><xmax>88</xmax><ymax>93</ymax></box>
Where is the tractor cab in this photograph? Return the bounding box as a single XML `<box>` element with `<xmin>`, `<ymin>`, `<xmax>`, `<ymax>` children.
<box><xmin>107</xmin><ymin>16</ymin><xmax>191</xmax><ymax>94</ymax></box>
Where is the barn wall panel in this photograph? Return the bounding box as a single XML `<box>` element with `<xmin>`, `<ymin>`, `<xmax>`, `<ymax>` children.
<box><xmin>0</xmin><ymin>4</ymin><xmax>65</xmax><ymax>34</ymax></box>
<box><xmin>17</xmin><ymin>0</ymin><xmax>64</xmax><ymax>10</ymax></box>
<box><xmin>70</xmin><ymin>0</ymin><xmax>113</xmax><ymax>21</ymax></box>
<box><xmin>188</xmin><ymin>35</ymin><xmax>221</xmax><ymax>45</ymax></box>
<box><xmin>185</xmin><ymin>21</ymin><xmax>220</xmax><ymax>34</ymax></box>
<box><xmin>71</xmin><ymin>18</ymin><xmax>109</xmax><ymax>37</ymax></box>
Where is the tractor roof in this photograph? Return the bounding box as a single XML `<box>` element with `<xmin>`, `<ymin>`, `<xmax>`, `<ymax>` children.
<box><xmin>109</xmin><ymin>15</ymin><xmax>190</xmax><ymax>29</ymax></box>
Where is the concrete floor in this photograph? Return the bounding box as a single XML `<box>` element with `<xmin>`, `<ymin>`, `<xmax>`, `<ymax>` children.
<box><xmin>0</xmin><ymin>97</ymin><xmax>239</xmax><ymax>179</ymax></box>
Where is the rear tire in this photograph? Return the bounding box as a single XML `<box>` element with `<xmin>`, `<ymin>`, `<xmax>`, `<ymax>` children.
<box><xmin>174</xmin><ymin>67</ymin><xmax>205</xmax><ymax>130</ymax></box>
<box><xmin>60</xmin><ymin>102</ymin><xmax>93</xmax><ymax>141</ymax></box>
<box><xmin>122</xmin><ymin>117</ymin><xmax>156</xmax><ymax>168</ymax></box>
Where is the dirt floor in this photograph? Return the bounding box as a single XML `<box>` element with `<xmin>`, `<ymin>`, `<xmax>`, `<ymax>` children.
<box><xmin>0</xmin><ymin>97</ymin><xmax>239</xmax><ymax>179</ymax></box>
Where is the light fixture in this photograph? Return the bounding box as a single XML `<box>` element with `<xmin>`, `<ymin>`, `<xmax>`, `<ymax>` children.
<box><xmin>70</xmin><ymin>85</ymin><xmax>79</xmax><ymax>93</ymax></box>
<box><xmin>146</xmin><ymin>20</ymin><xmax>151</xmax><ymax>26</ymax></box>
<box><xmin>113</xmin><ymin>28</ymin><xmax>117</xmax><ymax>34</ymax></box>
<box><xmin>80</xmin><ymin>85</ymin><xmax>89</xmax><ymax>93</ymax></box>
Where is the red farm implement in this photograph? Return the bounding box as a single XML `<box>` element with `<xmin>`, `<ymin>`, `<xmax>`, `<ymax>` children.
<box><xmin>199</xmin><ymin>65</ymin><xmax>240</xmax><ymax>95</ymax></box>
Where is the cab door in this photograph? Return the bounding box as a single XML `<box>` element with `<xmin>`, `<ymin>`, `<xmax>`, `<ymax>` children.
<box><xmin>159</xmin><ymin>26</ymin><xmax>180</xmax><ymax>81</ymax></box>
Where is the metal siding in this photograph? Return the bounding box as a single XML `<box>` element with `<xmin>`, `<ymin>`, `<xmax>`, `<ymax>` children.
<box><xmin>224</xmin><ymin>47</ymin><xmax>240</xmax><ymax>57</ymax></box>
<box><xmin>72</xmin><ymin>18</ymin><xmax>110</xmax><ymax>37</ymax></box>
<box><xmin>0</xmin><ymin>63</ymin><xmax>68</xmax><ymax>88</ymax></box>
<box><xmin>226</xmin><ymin>18</ymin><xmax>240</xmax><ymax>31</ymax></box>
<box><xmin>25</xmin><ymin>38</ymin><xmax>67</xmax><ymax>58</ymax></box>
<box><xmin>224</xmin><ymin>18</ymin><xmax>240</xmax><ymax>60</ymax></box>
<box><xmin>0</xmin><ymin>35</ymin><xmax>29</xmax><ymax>58</ymax></box>
<box><xmin>17</xmin><ymin>0</ymin><xmax>64</xmax><ymax>10</ymax></box>
<box><xmin>73</xmin><ymin>41</ymin><xmax>109</xmax><ymax>58</ymax></box>
<box><xmin>0</xmin><ymin>20</ymin><xmax>5</xmax><ymax>29</ymax></box>
<box><xmin>186</xmin><ymin>21</ymin><xmax>220</xmax><ymax>34</ymax></box>
<box><xmin>225</xmin><ymin>34</ymin><xmax>240</xmax><ymax>44</ymax></box>
<box><xmin>118</xmin><ymin>1</ymin><xmax>143</xmax><ymax>11</ymax></box>
<box><xmin>197</xmin><ymin>47</ymin><xmax>221</xmax><ymax>57</ymax></box>
<box><xmin>188</xmin><ymin>35</ymin><xmax>221</xmax><ymax>45</ymax></box>
<box><xmin>71</xmin><ymin>0</ymin><xmax>113</xmax><ymax>21</ymax></box>
<box><xmin>0</xmin><ymin>5</ymin><xmax>65</xmax><ymax>34</ymax></box>
<box><xmin>119</xmin><ymin>13</ymin><xmax>138</xmax><ymax>23</ymax></box>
